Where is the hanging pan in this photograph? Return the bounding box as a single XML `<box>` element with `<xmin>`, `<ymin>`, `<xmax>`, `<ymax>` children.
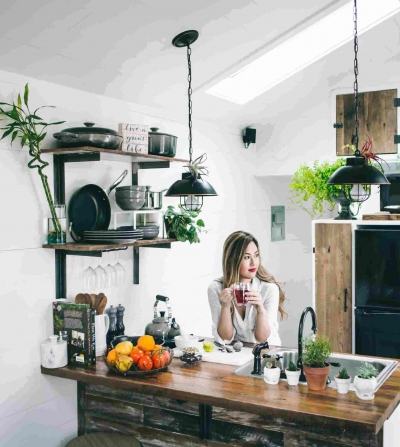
<box><xmin>68</xmin><ymin>170</ymin><xmax>128</xmax><ymax>242</ymax></box>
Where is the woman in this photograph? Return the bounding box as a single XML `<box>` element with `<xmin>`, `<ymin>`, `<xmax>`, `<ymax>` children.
<box><xmin>208</xmin><ymin>231</ymin><xmax>286</xmax><ymax>346</ymax></box>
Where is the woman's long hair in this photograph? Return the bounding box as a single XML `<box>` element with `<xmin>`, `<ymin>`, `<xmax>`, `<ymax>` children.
<box><xmin>222</xmin><ymin>231</ymin><xmax>287</xmax><ymax>320</ymax></box>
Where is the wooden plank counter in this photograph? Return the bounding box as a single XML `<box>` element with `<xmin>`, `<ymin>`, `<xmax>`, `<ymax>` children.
<box><xmin>41</xmin><ymin>355</ymin><xmax>400</xmax><ymax>447</ymax></box>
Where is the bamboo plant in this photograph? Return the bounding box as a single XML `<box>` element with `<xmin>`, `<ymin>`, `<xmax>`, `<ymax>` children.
<box><xmin>0</xmin><ymin>84</ymin><xmax>64</xmax><ymax>237</ymax></box>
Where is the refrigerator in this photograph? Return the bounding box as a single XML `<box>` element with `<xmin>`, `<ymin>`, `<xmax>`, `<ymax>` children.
<box><xmin>355</xmin><ymin>228</ymin><xmax>400</xmax><ymax>358</ymax></box>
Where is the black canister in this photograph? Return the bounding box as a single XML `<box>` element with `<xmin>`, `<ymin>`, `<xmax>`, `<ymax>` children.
<box><xmin>105</xmin><ymin>306</ymin><xmax>118</xmax><ymax>346</ymax></box>
<box><xmin>116</xmin><ymin>304</ymin><xmax>125</xmax><ymax>336</ymax></box>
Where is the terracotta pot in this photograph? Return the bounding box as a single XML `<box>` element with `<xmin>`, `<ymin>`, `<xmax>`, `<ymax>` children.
<box><xmin>303</xmin><ymin>363</ymin><xmax>331</xmax><ymax>391</ymax></box>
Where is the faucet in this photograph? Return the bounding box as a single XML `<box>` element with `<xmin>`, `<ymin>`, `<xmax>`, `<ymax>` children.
<box><xmin>297</xmin><ymin>307</ymin><xmax>318</xmax><ymax>382</ymax></box>
<box><xmin>251</xmin><ymin>340</ymin><xmax>269</xmax><ymax>375</ymax></box>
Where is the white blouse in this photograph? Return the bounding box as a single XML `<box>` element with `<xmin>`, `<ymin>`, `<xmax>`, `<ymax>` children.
<box><xmin>207</xmin><ymin>276</ymin><xmax>281</xmax><ymax>346</ymax></box>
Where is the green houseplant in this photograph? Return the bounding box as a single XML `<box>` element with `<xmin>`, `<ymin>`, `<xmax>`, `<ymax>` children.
<box><xmin>0</xmin><ymin>84</ymin><xmax>65</xmax><ymax>242</ymax></box>
<box><xmin>285</xmin><ymin>360</ymin><xmax>301</xmax><ymax>386</ymax></box>
<box><xmin>354</xmin><ymin>362</ymin><xmax>379</xmax><ymax>400</ymax></box>
<box><xmin>164</xmin><ymin>205</ymin><xmax>205</xmax><ymax>244</ymax></box>
<box><xmin>301</xmin><ymin>334</ymin><xmax>332</xmax><ymax>391</ymax></box>
<box><xmin>334</xmin><ymin>367</ymin><xmax>351</xmax><ymax>394</ymax></box>
<box><xmin>263</xmin><ymin>354</ymin><xmax>282</xmax><ymax>385</ymax></box>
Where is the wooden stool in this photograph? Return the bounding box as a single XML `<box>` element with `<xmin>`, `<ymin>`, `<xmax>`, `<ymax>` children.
<box><xmin>65</xmin><ymin>432</ymin><xmax>143</xmax><ymax>447</ymax></box>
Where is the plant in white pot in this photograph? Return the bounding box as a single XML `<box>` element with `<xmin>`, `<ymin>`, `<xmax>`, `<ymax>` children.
<box><xmin>354</xmin><ymin>362</ymin><xmax>378</xmax><ymax>400</ymax></box>
<box><xmin>263</xmin><ymin>354</ymin><xmax>282</xmax><ymax>385</ymax></box>
<box><xmin>334</xmin><ymin>367</ymin><xmax>351</xmax><ymax>394</ymax></box>
<box><xmin>285</xmin><ymin>361</ymin><xmax>301</xmax><ymax>386</ymax></box>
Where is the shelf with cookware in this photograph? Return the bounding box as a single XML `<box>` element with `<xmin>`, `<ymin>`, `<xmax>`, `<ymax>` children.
<box><xmin>42</xmin><ymin>146</ymin><xmax>189</xmax><ymax>297</ymax></box>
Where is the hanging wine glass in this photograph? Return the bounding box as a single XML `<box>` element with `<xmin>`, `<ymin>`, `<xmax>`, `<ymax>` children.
<box><xmin>94</xmin><ymin>262</ymin><xmax>107</xmax><ymax>290</ymax></box>
<box><xmin>83</xmin><ymin>258</ymin><xmax>96</xmax><ymax>291</ymax></box>
<box><xmin>104</xmin><ymin>251</ymin><xmax>117</xmax><ymax>287</ymax></box>
<box><xmin>113</xmin><ymin>252</ymin><xmax>126</xmax><ymax>287</ymax></box>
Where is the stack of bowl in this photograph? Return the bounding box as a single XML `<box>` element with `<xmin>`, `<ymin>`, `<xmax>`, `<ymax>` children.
<box><xmin>118</xmin><ymin>225</ymin><xmax>159</xmax><ymax>240</ymax></box>
<box><xmin>115</xmin><ymin>186</ymin><xmax>146</xmax><ymax>210</ymax></box>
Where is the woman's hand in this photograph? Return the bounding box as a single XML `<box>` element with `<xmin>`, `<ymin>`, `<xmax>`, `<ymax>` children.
<box><xmin>245</xmin><ymin>290</ymin><xmax>264</xmax><ymax>312</ymax></box>
<box><xmin>220</xmin><ymin>286</ymin><xmax>233</xmax><ymax>309</ymax></box>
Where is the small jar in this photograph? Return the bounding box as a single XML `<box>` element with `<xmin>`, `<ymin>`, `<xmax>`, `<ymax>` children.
<box><xmin>41</xmin><ymin>335</ymin><xmax>68</xmax><ymax>369</ymax></box>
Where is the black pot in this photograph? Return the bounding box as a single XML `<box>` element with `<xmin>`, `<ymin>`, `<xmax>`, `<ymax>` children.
<box><xmin>53</xmin><ymin>122</ymin><xmax>122</xmax><ymax>149</ymax></box>
<box><xmin>164</xmin><ymin>219</ymin><xmax>176</xmax><ymax>238</ymax></box>
<box><xmin>148</xmin><ymin>127</ymin><xmax>177</xmax><ymax>157</ymax></box>
<box><xmin>332</xmin><ymin>191</ymin><xmax>356</xmax><ymax>220</ymax></box>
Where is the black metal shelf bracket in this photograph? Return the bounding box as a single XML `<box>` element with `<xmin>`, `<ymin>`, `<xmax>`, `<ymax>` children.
<box><xmin>133</xmin><ymin>243</ymin><xmax>171</xmax><ymax>284</ymax></box>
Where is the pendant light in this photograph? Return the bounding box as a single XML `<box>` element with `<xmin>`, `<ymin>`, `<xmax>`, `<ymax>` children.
<box><xmin>165</xmin><ymin>30</ymin><xmax>218</xmax><ymax>211</ymax></box>
<box><xmin>326</xmin><ymin>0</ymin><xmax>389</xmax><ymax>201</ymax></box>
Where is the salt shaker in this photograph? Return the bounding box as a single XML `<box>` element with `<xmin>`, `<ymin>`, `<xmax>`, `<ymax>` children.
<box><xmin>116</xmin><ymin>304</ymin><xmax>125</xmax><ymax>336</ymax></box>
<box><xmin>41</xmin><ymin>335</ymin><xmax>68</xmax><ymax>369</ymax></box>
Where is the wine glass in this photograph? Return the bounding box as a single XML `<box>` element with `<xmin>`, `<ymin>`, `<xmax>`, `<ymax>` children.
<box><xmin>83</xmin><ymin>258</ymin><xmax>96</xmax><ymax>291</ymax></box>
<box><xmin>113</xmin><ymin>252</ymin><xmax>126</xmax><ymax>287</ymax></box>
<box><xmin>94</xmin><ymin>262</ymin><xmax>107</xmax><ymax>289</ymax></box>
<box><xmin>104</xmin><ymin>251</ymin><xmax>117</xmax><ymax>287</ymax></box>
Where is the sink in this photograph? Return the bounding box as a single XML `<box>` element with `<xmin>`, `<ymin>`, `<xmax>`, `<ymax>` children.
<box><xmin>233</xmin><ymin>348</ymin><xmax>398</xmax><ymax>392</ymax></box>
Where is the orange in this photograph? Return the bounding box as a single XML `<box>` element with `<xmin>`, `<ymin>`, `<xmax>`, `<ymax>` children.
<box><xmin>106</xmin><ymin>349</ymin><xmax>118</xmax><ymax>365</ymax></box>
<box><xmin>137</xmin><ymin>335</ymin><xmax>155</xmax><ymax>352</ymax></box>
<box><xmin>138</xmin><ymin>354</ymin><xmax>153</xmax><ymax>371</ymax></box>
<box><xmin>154</xmin><ymin>344</ymin><xmax>163</xmax><ymax>351</ymax></box>
<box><xmin>129</xmin><ymin>348</ymin><xmax>144</xmax><ymax>364</ymax></box>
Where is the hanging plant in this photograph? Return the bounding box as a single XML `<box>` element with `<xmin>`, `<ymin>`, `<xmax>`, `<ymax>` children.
<box><xmin>0</xmin><ymin>84</ymin><xmax>65</xmax><ymax>234</ymax></box>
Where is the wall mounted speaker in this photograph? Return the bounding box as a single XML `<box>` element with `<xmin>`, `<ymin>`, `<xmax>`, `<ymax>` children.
<box><xmin>243</xmin><ymin>127</ymin><xmax>256</xmax><ymax>148</ymax></box>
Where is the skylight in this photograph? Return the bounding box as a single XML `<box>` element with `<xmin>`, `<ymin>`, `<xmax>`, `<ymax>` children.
<box><xmin>206</xmin><ymin>0</ymin><xmax>400</xmax><ymax>105</ymax></box>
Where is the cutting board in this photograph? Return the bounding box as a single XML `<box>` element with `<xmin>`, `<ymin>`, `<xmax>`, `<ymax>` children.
<box><xmin>200</xmin><ymin>346</ymin><xmax>254</xmax><ymax>366</ymax></box>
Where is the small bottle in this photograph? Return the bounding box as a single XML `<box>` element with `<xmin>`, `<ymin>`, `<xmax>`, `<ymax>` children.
<box><xmin>105</xmin><ymin>306</ymin><xmax>118</xmax><ymax>346</ymax></box>
<box><xmin>116</xmin><ymin>304</ymin><xmax>125</xmax><ymax>336</ymax></box>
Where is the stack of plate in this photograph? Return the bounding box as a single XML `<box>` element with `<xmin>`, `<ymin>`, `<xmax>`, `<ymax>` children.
<box><xmin>82</xmin><ymin>229</ymin><xmax>143</xmax><ymax>244</ymax></box>
<box><xmin>118</xmin><ymin>225</ymin><xmax>159</xmax><ymax>240</ymax></box>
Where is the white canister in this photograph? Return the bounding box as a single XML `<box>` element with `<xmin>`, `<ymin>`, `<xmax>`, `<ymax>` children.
<box><xmin>41</xmin><ymin>335</ymin><xmax>68</xmax><ymax>369</ymax></box>
<box><xmin>95</xmin><ymin>314</ymin><xmax>110</xmax><ymax>357</ymax></box>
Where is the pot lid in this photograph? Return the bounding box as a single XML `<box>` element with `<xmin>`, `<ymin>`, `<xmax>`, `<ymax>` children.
<box><xmin>149</xmin><ymin>127</ymin><xmax>177</xmax><ymax>139</ymax></box>
<box><xmin>60</xmin><ymin>122</ymin><xmax>121</xmax><ymax>136</ymax></box>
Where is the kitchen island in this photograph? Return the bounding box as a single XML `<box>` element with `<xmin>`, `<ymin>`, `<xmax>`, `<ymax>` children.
<box><xmin>41</xmin><ymin>353</ymin><xmax>400</xmax><ymax>447</ymax></box>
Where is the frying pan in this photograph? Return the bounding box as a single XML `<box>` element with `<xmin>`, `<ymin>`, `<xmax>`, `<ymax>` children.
<box><xmin>69</xmin><ymin>170</ymin><xmax>128</xmax><ymax>241</ymax></box>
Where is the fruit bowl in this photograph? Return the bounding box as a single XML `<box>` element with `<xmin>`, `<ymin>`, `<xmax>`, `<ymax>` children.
<box><xmin>103</xmin><ymin>346</ymin><xmax>173</xmax><ymax>376</ymax></box>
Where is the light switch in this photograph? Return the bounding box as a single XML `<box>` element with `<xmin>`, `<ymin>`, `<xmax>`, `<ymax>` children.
<box><xmin>271</xmin><ymin>206</ymin><xmax>285</xmax><ymax>242</ymax></box>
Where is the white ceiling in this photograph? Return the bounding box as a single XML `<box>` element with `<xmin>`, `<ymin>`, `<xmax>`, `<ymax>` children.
<box><xmin>0</xmin><ymin>0</ymin><xmax>398</xmax><ymax>132</ymax></box>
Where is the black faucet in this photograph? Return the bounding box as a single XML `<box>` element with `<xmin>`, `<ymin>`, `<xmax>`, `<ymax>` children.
<box><xmin>251</xmin><ymin>340</ymin><xmax>269</xmax><ymax>375</ymax></box>
<box><xmin>297</xmin><ymin>307</ymin><xmax>318</xmax><ymax>382</ymax></box>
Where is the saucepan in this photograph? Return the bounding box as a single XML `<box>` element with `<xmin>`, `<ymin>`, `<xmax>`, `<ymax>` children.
<box><xmin>148</xmin><ymin>127</ymin><xmax>177</xmax><ymax>157</ymax></box>
<box><xmin>68</xmin><ymin>170</ymin><xmax>128</xmax><ymax>241</ymax></box>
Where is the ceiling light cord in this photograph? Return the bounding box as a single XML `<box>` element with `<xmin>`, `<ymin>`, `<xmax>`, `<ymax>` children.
<box><xmin>187</xmin><ymin>44</ymin><xmax>193</xmax><ymax>165</ymax></box>
<box><xmin>352</xmin><ymin>0</ymin><xmax>360</xmax><ymax>157</ymax></box>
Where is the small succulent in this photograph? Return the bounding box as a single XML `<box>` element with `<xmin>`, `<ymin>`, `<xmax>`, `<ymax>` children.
<box><xmin>287</xmin><ymin>361</ymin><xmax>298</xmax><ymax>372</ymax></box>
<box><xmin>338</xmin><ymin>368</ymin><xmax>350</xmax><ymax>379</ymax></box>
<box><xmin>357</xmin><ymin>362</ymin><xmax>378</xmax><ymax>379</ymax></box>
<box><xmin>265</xmin><ymin>354</ymin><xmax>282</xmax><ymax>369</ymax></box>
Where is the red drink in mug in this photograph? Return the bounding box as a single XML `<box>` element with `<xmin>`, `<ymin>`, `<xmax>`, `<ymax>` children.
<box><xmin>233</xmin><ymin>283</ymin><xmax>249</xmax><ymax>306</ymax></box>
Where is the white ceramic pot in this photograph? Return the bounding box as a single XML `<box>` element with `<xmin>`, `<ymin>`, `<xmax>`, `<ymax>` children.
<box><xmin>285</xmin><ymin>368</ymin><xmax>301</xmax><ymax>386</ymax></box>
<box><xmin>264</xmin><ymin>366</ymin><xmax>281</xmax><ymax>384</ymax></box>
<box><xmin>354</xmin><ymin>375</ymin><xmax>377</xmax><ymax>400</ymax></box>
<box><xmin>334</xmin><ymin>375</ymin><xmax>351</xmax><ymax>394</ymax></box>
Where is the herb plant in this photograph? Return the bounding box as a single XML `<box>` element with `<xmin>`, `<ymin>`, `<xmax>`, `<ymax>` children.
<box><xmin>301</xmin><ymin>334</ymin><xmax>332</xmax><ymax>368</ymax></box>
<box><xmin>0</xmin><ymin>84</ymin><xmax>64</xmax><ymax>233</ymax></box>
<box><xmin>289</xmin><ymin>159</ymin><xmax>346</xmax><ymax>219</ymax></box>
<box><xmin>164</xmin><ymin>205</ymin><xmax>205</xmax><ymax>244</ymax></box>
<box><xmin>338</xmin><ymin>368</ymin><xmax>350</xmax><ymax>379</ymax></box>
<box><xmin>357</xmin><ymin>362</ymin><xmax>379</xmax><ymax>379</ymax></box>
<box><xmin>287</xmin><ymin>361</ymin><xmax>298</xmax><ymax>372</ymax></box>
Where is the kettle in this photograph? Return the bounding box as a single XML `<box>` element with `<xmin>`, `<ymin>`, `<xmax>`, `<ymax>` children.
<box><xmin>145</xmin><ymin>295</ymin><xmax>181</xmax><ymax>344</ymax></box>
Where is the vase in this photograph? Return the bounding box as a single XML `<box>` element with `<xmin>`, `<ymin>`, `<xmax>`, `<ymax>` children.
<box><xmin>331</xmin><ymin>191</ymin><xmax>356</xmax><ymax>220</ymax></box>
<box><xmin>285</xmin><ymin>368</ymin><xmax>301</xmax><ymax>386</ymax></box>
<box><xmin>334</xmin><ymin>375</ymin><xmax>351</xmax><ymax>394</ymax></box>
<box><xmin>47</xmin><ymin>217</ymin><xmax>66</xmax><ymax>244</ymax></box>
<box><xmin>303</xmin><ymin>363</ymin><xmax>331</xmax><ymax>391</ymax></box>
<box><xmin>164</xmin><ymin>219</ymin><xmax>176</xmax><ymax>238</ymax></box>
<box><xmin>264</xmin><ymin>366</ymin><xmax>281</xmax><ymax>384</ymax></box>
<box><xmin>354</xmin><ymin>375</ymin><xmax>377</xmax><ymax>400</ymax></box>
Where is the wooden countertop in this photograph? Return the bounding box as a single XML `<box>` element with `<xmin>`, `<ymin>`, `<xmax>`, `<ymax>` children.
<box><xmin>41</xmin><ymin>352</ymin><xmax>400</xmax><ymax>436</ymax></box>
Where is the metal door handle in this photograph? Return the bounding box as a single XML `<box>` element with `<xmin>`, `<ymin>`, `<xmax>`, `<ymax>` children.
<box><xmin>344</xmin><ymin>289</ymin><xmax>348</xmax><ymax>312</ymax></box>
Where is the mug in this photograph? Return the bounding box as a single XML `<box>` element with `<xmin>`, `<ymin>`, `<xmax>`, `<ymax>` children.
<box><xmin>95</xmin><ymin>314</ymin><xmax>110</xmax><ymax>357</ymax></box>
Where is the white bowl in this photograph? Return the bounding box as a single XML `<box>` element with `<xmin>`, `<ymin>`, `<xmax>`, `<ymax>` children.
<box><xmin>174</xmin><ymin>335</ymin><xmax>199</xmax><ymax>349</ymax></box>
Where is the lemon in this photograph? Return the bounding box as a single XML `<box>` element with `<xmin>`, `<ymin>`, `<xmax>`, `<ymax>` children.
<box><xmin>116</xmin><ymin>355</ymin><xmax>133</xmax><ymax>372</ymax></box>
<box><xmin>115</xmin><ymin>341</ymin><xmax>134</xmax><ymax>356</ymax></box>
<box><xmin>203</xmin><ymin>340</ymin><xmax>214</xmax><ymax>352</ymax></box>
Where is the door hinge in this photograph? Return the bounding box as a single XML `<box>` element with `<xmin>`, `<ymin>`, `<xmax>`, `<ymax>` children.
<box><xmin>313</xmin><ymin>247</ymin><xmax>315</xmax><ymax>253</ymax></box>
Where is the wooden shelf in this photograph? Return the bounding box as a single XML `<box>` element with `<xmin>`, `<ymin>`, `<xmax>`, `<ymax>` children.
<box><xmin>42</xmin><ymin>147</ymin><xmax>188</xmax><ymax>164</ymax></box>
<box><xmin>43</xmin><ymin>238</ymin><xmax>177</xmax><ymax>251</ymax></box>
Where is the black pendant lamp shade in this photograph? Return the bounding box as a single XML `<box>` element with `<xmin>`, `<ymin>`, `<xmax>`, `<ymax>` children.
<box><xmin>327</xmin><ymin>157</ymin><xmax>389</xmax><ymax>185</ymax></box>
<box><xmin>166</xmin><ymin>30</ymin><xmax>218</xmax><ymax>211</ymax></box>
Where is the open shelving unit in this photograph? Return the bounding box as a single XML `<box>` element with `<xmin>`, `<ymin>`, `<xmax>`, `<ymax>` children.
<box><xmin>42</xmin><ymin>146</ymin><xmax>188</xmax><ymax>296</ymax></box>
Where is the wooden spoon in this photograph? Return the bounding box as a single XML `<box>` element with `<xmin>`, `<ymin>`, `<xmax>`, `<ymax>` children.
<box><xmin>90</xmin><ymin>293</ymin><xmax>97</xmax><ymax>310</ymax></box>
<box><xmin>75</xmin><ymin>293</ymin><xmax>88</xmax><ymax>305</ymax></box>
<box><xmin>97</xmin><ymin>293</ymin><xmax>108</xmax><ymax>315</ymax></box>
<box><xmin>84</xmin><ymin>293</ymin><xmax>93</xmax><ymax>307</ymax></box>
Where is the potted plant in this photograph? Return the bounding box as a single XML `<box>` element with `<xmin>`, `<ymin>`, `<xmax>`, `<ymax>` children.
<box><xmin>164</xmin><ymin>205</ymin><xmax>205</xmax><ymax>244</ymax></box>
<box><xmin>0</xmin><ymin>84</ymin><xmax>65</xmax><ymax>243</ymax></box>
<box><xmin>354</xmin><ymin>362</ymin><xmax>379</xmax><ymax>400</ymax></box>
<box><xmin>302</xmin><ymin>334</ymin><xmax>332</xmax><ymax>391</ymax></box>
<box><xmin>285</xmin><ymin>361</ymin><xmax>301</xmax><ymax>386</ymax></box>
<box><xmin>334</xmin><ymin>367</ymin><xmax>351</xmax><ymax>394</ymax></box>
<box><xmin>263</xmin><ymin>354</ymin><xmax>282</xmax><ymax>385</ymax></box>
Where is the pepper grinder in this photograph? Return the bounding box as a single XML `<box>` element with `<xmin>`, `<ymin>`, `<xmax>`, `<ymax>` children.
<box><xmin>116</xmin><ymin>304</ymin><xmax>125</xmax><ymax>336</ymax></box>
<box><xmin>105</xmin><ymin>306</ymin><xmax>118</xmax><ymax>346</ymax></box>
